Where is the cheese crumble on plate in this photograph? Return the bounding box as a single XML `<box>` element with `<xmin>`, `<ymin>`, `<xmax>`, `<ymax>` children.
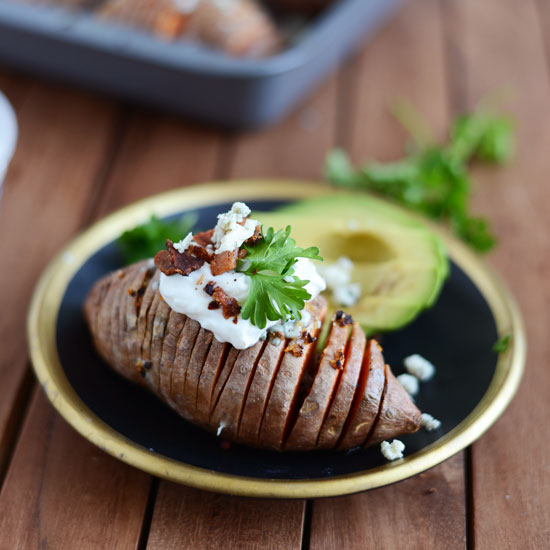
<box><xmin>396</xmin><ymin>373</ymin><xmax>419</xmax><ymax>396</ymax></box>
<box><xmin>380</xmin><ymin>439</ymin><xmax>405</xmax><ymax>461</ymax></box>
<box><xmin>421</xmin><ymin>413</ymin><xmax>441</xmax><ymax>432</ymax></box>
<box><xmin>404</xmin><ymin>354</ymin><xmax>436</xmax><ymax>381</ymax></box>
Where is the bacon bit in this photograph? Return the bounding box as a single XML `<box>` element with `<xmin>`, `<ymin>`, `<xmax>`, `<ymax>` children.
<box><xmin>203</xmin><ymin>281</ymin><xmax>241</xmax><ymax>322</ymax></box>
<box><xmin>301</xmin><ymin>331</ymin><xmax>317</xmax><ymax>344</ymax></box>
<box><xmin>189</xmin><ymin>244</ymin><xmax>213</xmax><ymax>263</ymax></box>
<box><xmin>245</xmin><ymin>224</ymin><xmax>262</xmax><ymax>246</ymax></box>
<box><xmin>154</xmin><ymin>239</ymin><xmax>204</xmax><ymax>277</ymax></box>
<box><xmin>193</xmin><ymin>228</ymin><xmax>214</xmax><ymax>247</ymax></box>
<box><xmin>210</xmin><ymin>249</ymin><xmax>237</xmax><ymax>276</ymax></box>
<box><xmin>127</xmin><ymin>288</ymin><xmax>136</xmax><ymax>297</ymax></box>
<box><xmin>330</xmin><ymin>349</ymin><xmax>345</xmax><ymax>370</ymax></box>
<box><xmin>285</xmin><ymin>341</ymin><xmax>304</xmax><ymax>357</ymax></box>
<box><xmin>335</xmin><ymin>310</ymin><xmax>353</xmax><ymax>327</ymax></box>
<box><xmin>136</xmin><ymin>359</ymin><xmax>152</xmax><ymax>378</ymax></box>
<box><xmin>238</xmin><ymin>248</ymin><xmax>248</xmax><ymax>259</ymax></box>
<box><xmin>135</xmin><ymin>286</ymin><xmax>146</xmax><ymax>310</ymax></box>
<box><xmin>204</xmin><ymin>281</ymin><xmax>215</xmax><ymax>296</ymax></box>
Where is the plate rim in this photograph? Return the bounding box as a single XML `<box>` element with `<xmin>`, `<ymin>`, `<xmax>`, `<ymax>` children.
<box><xmin>27</xmin><ymin>180</ymin><xmax>526</xmax><ymax>499</ymax></box>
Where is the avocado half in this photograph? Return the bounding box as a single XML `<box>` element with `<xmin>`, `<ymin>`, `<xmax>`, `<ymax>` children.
<box><xmin>255</xmin><ymin>193</ymin><xmax>449</xmax><ymax>335</ymax></box>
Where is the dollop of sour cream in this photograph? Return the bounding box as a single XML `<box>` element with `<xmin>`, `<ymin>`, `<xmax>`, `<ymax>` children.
<box><xmin>159</xmin><ymin>203</ymin><xmax>326</xmax><ymax>349</ymax></box>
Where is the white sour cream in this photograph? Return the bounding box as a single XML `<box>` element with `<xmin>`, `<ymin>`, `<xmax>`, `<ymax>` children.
<box><xmin>159</xmin><ymin>257</ymin><xmax>326</xmax><ymax>349</ymax></box>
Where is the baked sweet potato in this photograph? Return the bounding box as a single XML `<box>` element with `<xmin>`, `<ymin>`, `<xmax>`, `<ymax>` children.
<box><xmin>84</xmin><ymin>261</ymin><xmax>422</xmax><ymax>451</ymax></box>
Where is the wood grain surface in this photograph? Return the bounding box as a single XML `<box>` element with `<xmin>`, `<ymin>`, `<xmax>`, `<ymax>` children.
<box><xmin>0</xmin><ymin>0</ymin><xmax>548</xmax><ymax>547</ymax></box>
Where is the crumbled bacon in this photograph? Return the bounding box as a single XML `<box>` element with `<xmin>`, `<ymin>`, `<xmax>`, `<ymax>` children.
<box><xmin>204</xmin><ymin>281</ymin><xmax>215</xmax><ymax>296</ymax></box>
<box><xmin>210</xmin><ymin>249</ymin><xmax>237</xmax><ymax>276</ymax></box>
<box><xmin>193</xmin><ymin>228</ymin><xmax>214</xmax><ymax>247</ymax></box>
<box><xmin>203</xmin><ymin>281</ymin><xmax>241</xmax><ymax>322</ymax></box>
<box><xmin>330</xmin><ymin>349</ymin><xmax>345</xmax><ymax>370</ymax></box>
<box><xmin>189</xmin><ymin>244</ymin><xmax>213</xmax><ymax>263</ymax></box>
<box><xmin>335</xmin><ymin>310</ymin><xmax>353</xmax><ymax>327</ymax></box>
<box><xmin>154</xmin><ymin>239</ymin><xmax>204</xmax><ymax>276</ymax></box>
<box><xmin>285</xmin><ymin>341</ymin><xmax>304</xmax><ymax>357</ymax></box>
<box><xmin>301</xmin><ymin>331</ymin><xmax>317</xmax><ymax>344</ymax></box>
<box><xmin>245</xmin><ymin>224</ymin><xmax>262</xmax><ymax>246</ymax></box>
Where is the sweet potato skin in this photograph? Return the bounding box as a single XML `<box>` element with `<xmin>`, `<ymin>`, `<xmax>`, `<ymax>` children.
<box><xmin>85</xmin><ymin>262</ymin><xmax>420</xmax><ymax>452</ymax></box>
<box><xmin>317</xmin><ymin>322</ymin><xmax>365</xmax><ymax>449</ymax></box>
<box><xmin>284</xmin><ymin>314</ymin><xmax>350</xmax><ymax>451</ymax></box>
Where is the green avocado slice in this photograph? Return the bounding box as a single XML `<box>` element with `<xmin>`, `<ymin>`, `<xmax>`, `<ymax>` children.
<box><xmin>255</xmin><ymin>193</ymin><xmax>449</xmax><ymax>334</ymax></box>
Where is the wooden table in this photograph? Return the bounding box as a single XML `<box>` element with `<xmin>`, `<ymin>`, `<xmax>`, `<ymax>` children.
<box><xmin>0</xmin><ymin>0</ymin><xmax>548</xmax><ymax>547</ymax></box>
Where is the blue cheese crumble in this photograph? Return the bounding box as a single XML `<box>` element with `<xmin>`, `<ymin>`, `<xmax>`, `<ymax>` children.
<box><xmin>396</xmin><ymin>373</ymin><xmax>419</xmax><ymax>396</ymax></box>
<box><xmin>421</xmin><ymin>413</ymin><xmax>441</xmax><ymax>432</ymax></box>
<box><xmin>380</xmin><ymin>440</ymin><xmax>405</xmax><ymax>461</ymax></box>
<box><xmin>404</xmin><ymin>354</ymin><xmax>436</xmax><ymax>381</ymax></box>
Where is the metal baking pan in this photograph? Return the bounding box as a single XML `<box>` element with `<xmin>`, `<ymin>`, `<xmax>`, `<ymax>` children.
<box><xmin>0</xmin><ymin>0</ymin><xmax>401</xmax><ymax>128</ymax></box>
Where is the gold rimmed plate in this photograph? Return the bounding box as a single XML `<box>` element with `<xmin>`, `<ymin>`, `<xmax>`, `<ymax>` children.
<box><xmin>27</xmin><ymin>181</ymin><xmax>526</xmax><ymax>498</ymax></box>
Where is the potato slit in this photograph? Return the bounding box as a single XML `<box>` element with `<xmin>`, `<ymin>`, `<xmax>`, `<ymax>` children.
<box><xmin>183</xmin><ymin>331</ymin><xmax>214</xmax><ymax>415</ymax></box>
<box><xmin>209</xmin><ymin>348</ymin><xmax>239</xmax><ymax>419</ymax></box>
<box><xmin>169</xmin><ymin>316</ymin><xmax>192</xmax><ymax>399</ymax></box>
<box><xmin>159</xmin><ymin>311</ymin><xmax>186</xmax><ymax>405</ymax></box>
<box><xmin>315</xmin><ymin>325</ymin><xmax>353</xmax><ymax>447</ymax></box>
<box><xmin>152</xmin><ymin>300</ymin><xmax>173</xmax><ymax>391</ymax></box>
<box><xmin>335</xmin><ymin>341</ymin><xmax>370</xmax><ymax>448</ymax></box>
<box><xmin>247</xmin><ymin>340</ymin><xmax>287</xmax><ymax>444</ymax></box>
<box><xmin>135</xmin><ymin>266</ymin><xmax>155</xmax><ymax>318</ymax></box>
<box><xmin>362</xmin><ymin>364</ymin><xmax>389</xmax><ymax>447</ymax></box>
<box><xmin>171</xmin><ymin>319</ymin><xmax>201</xmax><ymax>406</ymax></box>
<box><xmin>136</xmin><ymin>270</ymin><xmax>160</xmax><ymax>364</ymax></box>
<box><xmin>280</xmin><ymin>321</ymin><xmax>330</xmax><ymax>448</ymax></box>
<box><xmin>235</xmin><ymin>339</ymin><xmax>269</xmax><ymax>438</ymax></box>
<box><xmin>195</xmin><ymin>341</ymin><xmax>231</xmax><ymax>420</ymax></box>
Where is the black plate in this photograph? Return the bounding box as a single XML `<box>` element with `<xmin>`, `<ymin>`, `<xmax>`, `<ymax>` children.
<box><xmin>29</xmin><ymin>182</ymin><xmax>524</xmax><ymax>497</ymax></box>
<box><xmin>58</xmin><ymin>199</ymin><xmax>496</xmax><ymax>480</ymax></box>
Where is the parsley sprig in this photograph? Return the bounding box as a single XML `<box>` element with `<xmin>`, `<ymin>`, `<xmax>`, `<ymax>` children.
<box><xmin>237</xmin><ymin>225</ymin><xmax>322</xmax><ymax>329</ymax></box>
<box><xmin>325</xmin><ymin>100</ymin><xmax>515</xmax><ymax>252</ymax></box>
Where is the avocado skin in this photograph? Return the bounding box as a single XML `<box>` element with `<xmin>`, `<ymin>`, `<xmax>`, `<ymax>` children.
<box><xmin>255</xmin><ymin>193</ymin><xmax>449</xmax><ymax>334</ymax></box>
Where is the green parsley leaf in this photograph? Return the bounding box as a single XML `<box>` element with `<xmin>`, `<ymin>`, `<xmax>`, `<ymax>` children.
<box><xmin>242</xmin><ymin>273</ymin><xmax>312</xmax><ymax>329</ymax></box>
<box><xmin>237</xmin><ymin>225</ymin><xmax>322</xmax><ymax>329</ymax></box>
<box><xmin>493</xmin><ymin>334</ymin><xmax>511</xmax><ymax>353</ymax></box>
<box><xmin>324</xmin><ymin>102</ymin><xmax>514</xmax><ymax>253</ymax></box>
<box><xmin>238</xmin><ymin>225</ymin><xmax>322</xmax><ymax>275</ymax></box>
<box><xmin>117</xmin><ymin>213</ymin><xmax>198</xmax><ymax>264</ymax></box>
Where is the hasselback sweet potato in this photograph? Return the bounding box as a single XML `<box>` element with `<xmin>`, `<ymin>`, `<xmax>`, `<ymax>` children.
<box><xmin>84</xmin><ymin>261</ymin><xmax>422</xmax><ymax>451</ymax></box>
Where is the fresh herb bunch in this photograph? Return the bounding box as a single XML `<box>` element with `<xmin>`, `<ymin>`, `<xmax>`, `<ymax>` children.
<box><xmin>117</xmin><ymin>213</ymin><xmax>198</xmax><ymax>264</ymax></box>
<box><xmin>237</xmin><ymin>225</ymin><xmax>322</xmax><ymax>329</ymax></box>
<box><xmin>325</xmin><ymin>102</ymin><xmax>515</xmax><ymax>252</ymax></box>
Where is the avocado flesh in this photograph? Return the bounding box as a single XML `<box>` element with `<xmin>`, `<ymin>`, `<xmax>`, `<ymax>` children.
<box><xmin>255</xmin><ymin>197</ymin><xmax>448</xmax><ymax>333</ymax></box>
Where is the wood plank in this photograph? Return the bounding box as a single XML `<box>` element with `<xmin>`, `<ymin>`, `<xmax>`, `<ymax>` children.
<box><xmin>146</xmin><ymin>74</ymin><xmax>340</xmax><ymax>549</ymax></box>
<box><xmin>311</xmin><ymin>455</ymin><xmax>465</xmax><ymax>549</ymax></box>
<box><xmin>309</xmin><ymin>1</ymin><xmax>468</xmax><ymax>547</ymax></box>
<box><xmin>94</xmin><ymin>113</ymin><xmax>223</xmax><ymax>214</ymax></box>
<box><xmin>344</xmin><ymin>0</ymin><xmax>450</xmax><ymax>163</ymax></box>
<box><xmin>147</xmin><ymin>484</ymin><xmax>304</xmax><ymax>550</ymax></box>
<box><xmin>228</xmin><ymin>76</ymin><xmax>338</xmax><ymax>180</ymax></box>
<box><xmin>0</xmin><ymin>75</ymin><xmax>119</xmax><ymax>477</ymax></box>
<box><xmin>443</xmin><ymin>0</ymin><xmax>550</xmax><ymax>547</ymax></box>
<box><xmin>0</xmin><ymin>389</ymin><xmax>151</xmax><ymax>549</ymax></box>
<box><xmin>0</xmin><ymin>100</ymin><xmax>226</xmax><ymax>547</ymax></box>
<box><xmin>0</xmin><ymin>74</ymin><xmax>158</xmax><ymax>548</ymax></box>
